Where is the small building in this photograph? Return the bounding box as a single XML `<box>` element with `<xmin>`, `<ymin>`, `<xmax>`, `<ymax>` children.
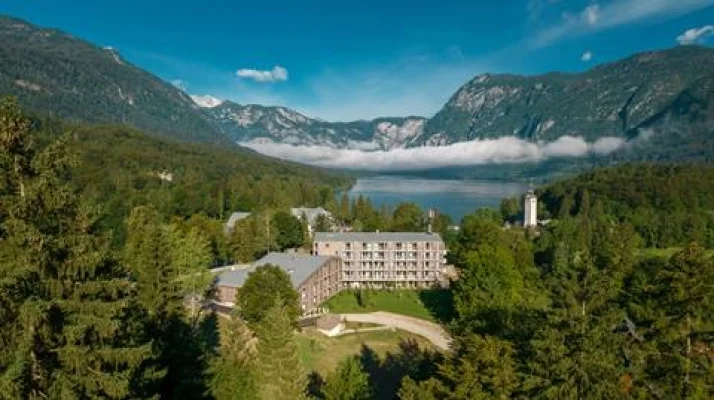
<box><xmin>313</xmin><ymin>232</ymin><xmax>446</xmax><ymax>289</ymax></box>
<box><xmin>223</xmin><ymin>212</ymin><xmax>252</xmax><ymax>235</ymax></box>
<box><xmin>315</xmin><ymin>314</ymin><xmax>344</xmax><ymax>337</ymax></box>
<box><xmin>215</xmin><ymin>252</ymin><xmax>341</xmax><ymax>313</ymax></box>
<box><xmin>291</xmin><ymin>207</ymin><xmax>333</xmax><ymax>236</ymax></box>
<box><xmin>524</xmin><ymin>190</ymin><xmax>538</xmax><ymax>228</ymax></box>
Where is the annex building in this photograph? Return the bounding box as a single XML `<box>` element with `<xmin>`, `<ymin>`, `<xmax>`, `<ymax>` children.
<box><xmin>215</xmin><ymin>252</ymin><xmax>341</xmax><ymax>313</ymax></box>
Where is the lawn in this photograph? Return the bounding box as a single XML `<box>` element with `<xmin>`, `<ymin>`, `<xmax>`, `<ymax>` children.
<box><xmin>295</xmin><ymin>327</ymin><xmax>433</xmax><ymax>376</ymax></box>
<box><xmin>321</xmin><ymin>289</ymin><xmax>454</xmax><ymax>323</ymax></box>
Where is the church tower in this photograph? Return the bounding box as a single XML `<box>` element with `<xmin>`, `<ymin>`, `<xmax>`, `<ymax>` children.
<box><xmin>524</xmin><ymin>189</ymin><xmax>537</xmax><ymax>228</ymax></box>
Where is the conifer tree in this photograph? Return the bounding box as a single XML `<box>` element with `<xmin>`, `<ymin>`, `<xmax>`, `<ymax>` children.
<box><xmin>209</xmin><ymin>315</ymin><xmax>259</xmax><ymax>400</ymax></box>
<box><xmin>628</xmin><ymin>244</ymin><xmax>714</xmax><ymax>398</ymax></box>
<box><xmin>124</xmin><ymin>206</ymin><xmax>213</xmax><ymax>399</ymax></box>
<box><xmin>523</xmin><ymin>216</ymin><xmax>636</xmax><ymax>399</ymax></box>
<box><xmin>255</xmin><ymin>300</ymin><xmax>307</xmax><ymax>400</ymax></box>
<box><xmin>322</xmin><ymin>356</ymin><xmax>372</xmax><ymax>400</ymax></box>
<box><xmin>0</xmin><ymin>98</ymin><xmax>151</xmax><ymax>398</ymax></box>
<box><xmin>166</xmin><ymin>224</ymin><xmax>213</xmax><ymax>320</ymax></box>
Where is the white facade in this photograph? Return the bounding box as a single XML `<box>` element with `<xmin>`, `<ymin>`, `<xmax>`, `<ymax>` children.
<box><xmin>524</xmin><ymin>191</ymin><xmax>538</xmax><ymax>228</ymax></box>
<box><xmin>313</xmin><ymin>232</ymin><xmax>446</xmax><ymax>289</ymax></box>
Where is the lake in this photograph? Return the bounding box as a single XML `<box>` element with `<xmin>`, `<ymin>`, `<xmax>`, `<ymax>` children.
<box><xmin>348</xmin><ymin>176</ymin><xmax>528</xmax><ymax>222</ymax></box>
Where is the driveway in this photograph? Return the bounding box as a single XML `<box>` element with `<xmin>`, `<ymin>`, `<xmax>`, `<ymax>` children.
<box><xmin>339</xmin><ymin>311</ymin><xmax>452</xmax><ymax>351</ymax></box>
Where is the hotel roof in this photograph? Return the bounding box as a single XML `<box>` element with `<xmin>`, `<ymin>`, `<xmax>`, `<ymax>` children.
<box><xmin>216</xmin><ymin>252</ymin><xmax>335</xmax><ymax>288</ymax></box>
<box><xmin>313</xmin><ymin>232</ymin><xmax>443</xmax><ymax>242</ymax></box>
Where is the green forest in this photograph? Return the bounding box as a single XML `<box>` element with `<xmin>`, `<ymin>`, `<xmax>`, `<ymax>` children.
<box><xmin>1</xmin><ymin>97</ymin><xmax>713</xmax><ymax>399</ymax></box>
<box><xmin>537</xmin><ymin>164</ymin><xmax>714</xmax><ymax>248</ymax></box>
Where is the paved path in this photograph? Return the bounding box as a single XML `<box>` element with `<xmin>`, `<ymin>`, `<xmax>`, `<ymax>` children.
<box><xmin>339</xmin><ymin>311</ymin><xmax>451</xmax><ymax>351</ymax></box>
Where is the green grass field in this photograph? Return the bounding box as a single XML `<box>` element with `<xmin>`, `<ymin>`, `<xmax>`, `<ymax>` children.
<box><xmin>321</xmin><ymin>289</ymin><xmax>454</xmax><ymax>323</ymax></box>
<box><xmin>295</xmin><ymin>328</ymin><xmax>432</xmax><ymax>376</ymax></box>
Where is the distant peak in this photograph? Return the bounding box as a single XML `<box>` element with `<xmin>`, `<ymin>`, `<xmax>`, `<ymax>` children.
<box><xmin>191</xmin><ymin>95</ymin><xmax>224</xmax><ymax>108</ymax></box>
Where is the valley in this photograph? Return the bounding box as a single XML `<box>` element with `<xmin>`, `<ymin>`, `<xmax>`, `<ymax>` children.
<box><xmin>1</xmin><ymin>5</ymin><xmax>714</xmax><ymax>400</ymax></box>
<box><xmin>0</xmin><ymin>15</ymin><xmax>713</xmax><ymax>177</ymax></box>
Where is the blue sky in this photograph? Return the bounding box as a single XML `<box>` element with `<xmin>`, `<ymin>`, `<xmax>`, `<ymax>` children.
<box><xmin>2</xmin><ymin>0</ymin><xmax>713</xmax><ymax>121</ymax></box>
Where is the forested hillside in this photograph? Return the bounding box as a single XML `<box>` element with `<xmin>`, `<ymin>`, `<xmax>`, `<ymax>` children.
<box><xmin>8</xmin><ymin>100</ymin><xmax>352</xmax><ymax>245</ymax></box>
<box><xmin>537</xmin><ymin>164</ymin><xmax>714</xmax><ymax>248</ymax></box>
<box><xmin>0</xmin><ymin>15</ymin><xmax>224</xmax><ymax>143</ymax></box>
<box><xmin>421</xmin><ymin>46</ymin><xmax>714</xmax><ymax>146</ymax></box>
<box><xmin>401</xmin><ymin>209</ymin><xmax>714</xmax><ymax>399</ymax></box>
<box><xmin>2</xmin><ymin>97</ymin><xmax>713</xmax><ymax>398</ymax></box>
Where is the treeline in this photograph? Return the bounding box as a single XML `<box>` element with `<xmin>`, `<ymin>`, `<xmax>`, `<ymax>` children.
<box><xmin>400</xmin><ymin>208</ymin><xmax>714</xmax><ymax>398</ymax></box>
<box><xmin>503</xmin><ymin>163</ymin><xmax>714</xmax><ymax>248</ymax></box>
<box><xmin>22</xmin><ymin>114</ymin><xmax>352</xmax><ymax>245</ymax></box>
<box><xmin>335</xmin><ymin>195</ymin><xmax>454</xmax><ymax>235</ymax></box>
<box><xmin>227</xmin><ymin>199</ymin><xmax>456</xmax><ymax>264</ymax></box>
<box><xmin>0</xmin><ymin>98</ymin><xmax>225</xmax><ymax>398</ymax></box>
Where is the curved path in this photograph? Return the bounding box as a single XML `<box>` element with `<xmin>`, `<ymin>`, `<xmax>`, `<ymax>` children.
<box><xmin>339</xmin><ymin>311</ymin><xmax>452</xmax><ymax>351</ymax></box>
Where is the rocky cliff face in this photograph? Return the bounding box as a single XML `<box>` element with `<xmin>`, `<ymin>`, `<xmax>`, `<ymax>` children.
<box><xmin>204</xmin><ymin>101</ymin><xmax>426</xmax><ymax>150</ymax></box>
<box><xmin>421</xmin><ymin>46</ymin><xmax>714</xmax><ymax>146</ymax></box>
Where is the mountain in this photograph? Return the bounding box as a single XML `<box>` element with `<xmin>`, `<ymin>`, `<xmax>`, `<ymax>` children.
<box><xmin>1</xmin><ymin>15</ymin><xmax>712</xmax><ymax>160</ymax></box>
<box><xmin>420</xmin><ymin>46</ymin><xmax>714</xmax><ymax>147</ymax></box>
<box><xmin>0</xmin><ymin>15</ymin><xmax>225</xmax><ymax>143</ymax></box>
<box><xmin>203</xmin><ymin>101</ymin><xmax>426</xmax><ymax>150</ymax></box>
<box><xmin>0</xmin><ymin>15</ymin><xmax>425</xmax><ymax>149</ymax></box>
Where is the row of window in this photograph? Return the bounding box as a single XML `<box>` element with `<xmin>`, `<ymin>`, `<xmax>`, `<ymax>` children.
<box><xmin>343</xmin><ymin>271</ymin><xmax>437</xmax><ymax>279</ymax></box>
<box><xmin>331</xmin><ymin>242</ymin><xmax>440</xmax><ymax>251</ymax></box>
<box><xmin>341</xmin><ymin>251</ymin><xmax>443</xmax><ymax>260</ymax></box>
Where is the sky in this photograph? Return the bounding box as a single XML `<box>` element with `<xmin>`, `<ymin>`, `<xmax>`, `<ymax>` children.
<box><xmin>2</xmin><ymin>0</ymin><xmax>714</xmax><ymax>122</ymax></box>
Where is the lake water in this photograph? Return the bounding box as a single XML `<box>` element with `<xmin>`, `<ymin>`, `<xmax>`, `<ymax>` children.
<box><xmin>348</xmin><ymin>176</ymin><xmax>528</xmax><ymax>222</ymax></box>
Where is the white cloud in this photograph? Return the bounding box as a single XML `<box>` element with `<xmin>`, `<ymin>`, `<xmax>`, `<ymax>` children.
<box><xmin>581</xmin><ymin>50</ymin><xmax>593</xmax><ymax>61</ymax></box>
<box><xmin>530</xmin><ymin>0</ymin><xmax>714</xmax><ymax>48</ymax></box>
<box><xmin>583</xmin><ymin>4</ymin><xmax>601</xmax><ymax>25</ymax></box>
<box><xmin>240</xmin><ymin>135</ymin><xmax>629</xmax><ymax>171</ymax></box>
<box><xmin>527</xmin><ymin>0</ymin><xmax>565</xmax><ymax>21</ymax></box>
<box><xmin>236</xmin><ymin>65</ymin><xmax>289</xmax><ymax>83</ymax></box>
<box><xmin>677</xmin><ymin>25</ymin><xmax>714</xmax><ymax>44</ymax></box>
<box><xmin>190</xmin><ymin>94</ymin><xmax>224</xmax><ymax>108</ymax></box>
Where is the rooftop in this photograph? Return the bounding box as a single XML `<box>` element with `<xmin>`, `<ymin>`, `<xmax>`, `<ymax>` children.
<box><xmin>216</xmin><ymin>252</ymin><xmax>335</xmax><ymax>288</ymax></box>
<box><xmin>291</xmin><ymin>207</ymin><xmax>332</xmax><ymax>225</ymax></box>
<box><xmin>313</xmin><ymin>232</ymin><xmax>443</xmax><ymax>243</ymax></box>
<box><xmin>225</xmin><ymin>212</ymin><xmax>252</xmax><ymax>227</ymax></box>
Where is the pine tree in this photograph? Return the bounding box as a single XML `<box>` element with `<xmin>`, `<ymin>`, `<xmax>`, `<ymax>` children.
<box><xmin>523</xmin><ymin>216</ymin><xmax>635</xmax><ymax>399</ymax></box>
<box><xmin>628</xmin><ymin>244</ymin><xmax>714</xmax><ymax>398</ymax></box>
<box><xmin>124</xmin><ymin>206</ymin><xmax>180</xmax><ymax>321</ymax></box>
<box><xmin>166</xmin><ymin>224</ymin><xmax>213</xmax><ymax>320</ymax></box>
<box><xmin>322</xmin><ymin>356</ymin><xmax>372</xmax><ymax>400</ymax></box>
<box><xmin>124</xmin><ymin>206</ymin><xmax>213</xmax><ymax>399</ymax></box>
<box><xmin>209</xmin><ymin>315</ymin><xmax>259</xmax><ymax>400</ymax></box>
<box><xmin>0</xmin><ymin>98</ymin><xmax>151</xmax><ymax>398</ymax></box>
<box><xmin>339</xmin><ymin>193</ymin><xmax>350</xmax><ymax>223</ymax></box>
<box><xmin>255</xmin><ymin>300</ymin><xmax>307</xmax><ymax>400</ymax></box>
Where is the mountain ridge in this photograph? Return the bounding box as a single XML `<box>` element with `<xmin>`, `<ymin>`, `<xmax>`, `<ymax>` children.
<box><xmin>0</xmin><ymin>15</ymin><xmax>228</xmax><ymax>143</ymax></box>
<box><xmin>1</xmin><ymin>14</ymin><xmax>713</xmax><ymax>159</ymax></box>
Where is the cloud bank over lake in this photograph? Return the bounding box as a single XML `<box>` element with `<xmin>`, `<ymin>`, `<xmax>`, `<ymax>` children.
<box><xmin>241</xmin><ymin>135</ymin><xmax>630</xmax><ymax>171</ymax></box>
